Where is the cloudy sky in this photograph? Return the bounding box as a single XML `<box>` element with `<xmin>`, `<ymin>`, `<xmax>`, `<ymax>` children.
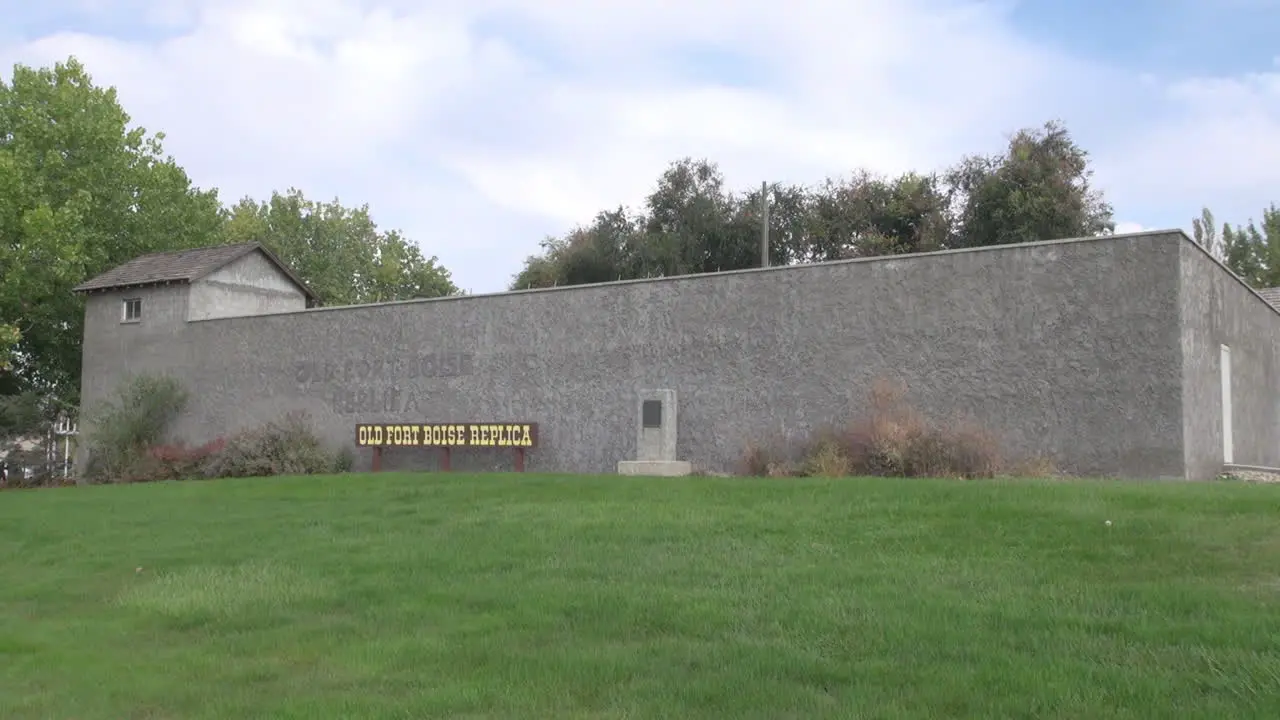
<box><xmin>2</xmin><ymin>0</ymin><xmax>1278</xmax><ymax>292</ymax></box>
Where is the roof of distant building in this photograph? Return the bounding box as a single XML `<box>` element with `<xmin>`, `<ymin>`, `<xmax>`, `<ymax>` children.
<box><xmin>1257</xmin><ymin>287</ymin><xmax>1280</xmax><ymax>310</ymax></box>
<box><xmin>72</xmin><ymin>243</ymin><xmax>316</xmax><ymax>302</ymax></box>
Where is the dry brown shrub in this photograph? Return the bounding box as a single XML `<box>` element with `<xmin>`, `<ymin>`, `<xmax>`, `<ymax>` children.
<box><xmin>799</xmin><ymin>376</ymin><xmax>1004</xmax><ymax>479</ymax></box>
<box><xmin>741</xmin><ymin>442</ymin><xmax>773</xmax><ymax>476</ymax></box>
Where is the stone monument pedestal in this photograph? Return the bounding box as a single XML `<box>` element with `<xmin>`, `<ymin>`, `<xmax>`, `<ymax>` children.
<box><xmin>616</xmin><ymin>389</ymin><xmax>692</xmax><ymax>477</ymax></box>
<box><xmin>617</xmin><ymin>459</ymin><xmax>693</xmax><ymax>476</ymax></box>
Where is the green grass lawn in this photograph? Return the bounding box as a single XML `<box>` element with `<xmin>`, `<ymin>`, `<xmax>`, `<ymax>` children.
<box><xmin>2</xmin><ymin>473</ymin><xmax>1279</xmax><ymax>719</ymax></box>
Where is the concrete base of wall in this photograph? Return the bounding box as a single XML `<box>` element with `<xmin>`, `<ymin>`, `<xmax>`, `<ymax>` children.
<box><xmin>1222</xmin><ymin>464</ymin><xmax>1280</xmax><ymax>483</ymax></box>
<box><xmin>617</xmin><ymin>460</ymin><xmax>693</xmax><ymax>477</ymax></box>
<box><xmin>1223</xmin><ymin>464</ymin><xmax>1280</xmax><ymax>473</ymax></box>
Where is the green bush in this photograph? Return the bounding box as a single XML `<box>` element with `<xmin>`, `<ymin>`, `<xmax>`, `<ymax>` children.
<box><xmin>77</xmin><ymin>378</ymin><xmax>348</xmax><ymax>484</ymax></box>
<box><xmin>82</xmin><ymin>374</ymin><xmax>188</xmax><ymax>483</ymax></box>
<box><xmin>201</xmin><ymin>411</ymin><xmax>347</xmax><ymax>479</ymax></box>
<box><xmin>333</xmin><ymin>446</ymin><xmax>355</xmax><ymax>474</ymax></box>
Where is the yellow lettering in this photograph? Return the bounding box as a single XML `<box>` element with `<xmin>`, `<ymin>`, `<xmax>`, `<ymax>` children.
<box><xmin>359</xmin><ymin>422</ymin><xmax>535</xmax><ymax>447</ymax></box>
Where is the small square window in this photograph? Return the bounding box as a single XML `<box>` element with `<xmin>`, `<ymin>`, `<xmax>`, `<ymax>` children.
<box><xmin>122</xmin><ymin>298</ymin><xmax>142</xmax><ymax>323</ymax></box>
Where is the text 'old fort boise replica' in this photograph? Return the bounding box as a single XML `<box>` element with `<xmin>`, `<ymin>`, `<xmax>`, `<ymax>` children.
<box><xmin>73</xmin><ymin>231</ymin><xmax>1280</xmax><ymax>480</ymax></box>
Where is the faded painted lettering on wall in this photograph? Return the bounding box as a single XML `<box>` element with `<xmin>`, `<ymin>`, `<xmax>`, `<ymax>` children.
<box><xmin>294</xmin><ymin>353</ymin><xmax>475</xmax><ymax>415</ymax></box>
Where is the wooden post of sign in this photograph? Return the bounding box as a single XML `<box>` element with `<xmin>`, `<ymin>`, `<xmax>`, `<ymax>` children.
<box><xmin>440</xmin><ymin>446</ymin><xmax>452</xmax><ymax>472</ymax></box>
<box><xmin>372</xmin><ymin>446</ymin><xmax>384</xmax><ymax>472</ymax></box>
<box><xmin>515</xmin><ymin>447</ymin><xmax>526</xmax><ymax>472</ymax></box>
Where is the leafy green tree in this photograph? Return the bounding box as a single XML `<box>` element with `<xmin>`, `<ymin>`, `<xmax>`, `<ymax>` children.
<box><xmin>639</xmin><ymin>158</ymin><xmax>748</xmax><ymax>275</ymax></box>
<box><xmin>512</xmin><ymin>159</ymin><xmax>783</xmax><ymax>289</ymax></box>
<box><xmin>803</xmin><ymin>171</ymin><xmax>949</xmax><ymax>261</ymax></box>
<box><xmin>1193</xmin><ymin>204</ymin><xmax>1280</xmax><ymax>288</ymax></box>
<box><xmin>511</xmin><ymin>209</ymin><xmax>645</xmax><ymax>290</ymax></box>
<box><xmin>222</xmin><ymin>189</ymin><xmax>458</xmax><ymax>305</ymax></box>
<box><xmin>512</xmin><ymin>159</ymin><xmax>769</xmax><ymax>289</ymax></box>
<box><xmin>945</xmin><ymin>120</ymin><xmax>1114</xmax><ymax>248</ymax></box>
<box><xmin>0</xmin><ymin>57</ymin><xmax>223</xmax><ymax>404</ymax></box>
<box><xmin>1</xmin><ymin>55</ymin><xmax>465</xmax><ymax>431</ymax></box>
<box><xmin>1218</xmin><ymin>205</ymin><xmax>1280</xmax><ymax>288</ymax></box>
<box><xmin>511</xmin><ymin>121</ymin><xmax>1114</xmax><ymax>289</ymax></box>
<box><xmin>1221</xmin><ymin>223</ymin><xmax>1265</xmax><ymax>285</ymax></box>
<box><xmin>1251</xmin><ymin>205</ymin><xmax>1280</xmax><ymax>287</ymax></box>
<box><xmin>0</xmin><ymin>390</ymin><xmax>42</xmax><ymax>442</ymax></box>
<box><xmin>0</xmin><ymin>323</ymin><xmax>17</xmax><ymax>372</ymax></box>
<box><xmin>1191</xmin><ymin>207</ymin><xmax>1219</xmax><ymax>257</ymax></box>
<box><xmin>512</xmin><ymin>237</ymin><xmax>571</xmax><ymax>290</ymax></box>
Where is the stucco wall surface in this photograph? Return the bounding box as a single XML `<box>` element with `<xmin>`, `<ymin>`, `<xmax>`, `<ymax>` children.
<box><xmin>76</xmin><ymin>232</ymin><xmax>1199</xmax><ymax>477</ymax></box>
<box><xmin>187</xmin><ymin>251</ymin><xmax>307</xmax><ymax>321</ymax></box>
<box><xmin>1179</xmin><ymin>241</ymin><xmax>1280</xmax><ymax>478</ymax></box>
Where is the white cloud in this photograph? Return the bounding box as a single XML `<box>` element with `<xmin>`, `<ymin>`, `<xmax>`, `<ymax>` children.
<box><xmin>1096</xmin><ymin>68</ymin><xmax>1280</xmax><ymax>229</ymax></box>
<box><xmin>2</xmin><ymin>0</ymin><xmax>1279</xmax><ymax>292</ymax></box>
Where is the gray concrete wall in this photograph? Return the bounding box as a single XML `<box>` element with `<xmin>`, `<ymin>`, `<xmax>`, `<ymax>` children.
<box><xmin>1179</xmin><ymin>241</ymin><xmax>1280</xmax><ymax>478</ymax></box>
<box><xmin>187</xmin><ymin>250</ymin><xmax>307</xmax><ymax>321</ymax></box>
<box><xmin>76</xmin><ymin>231</ymin><xmax>1198</xmax><ymax>478</ymax></box>
<box><xmin>76</xmin><ymin>284</ymin><xmax>192</xmax><ymax>470</ymax></box>
<box><xmin>81</xmin><ymin>285</ymin><xmax>191</xmax><ymax>410</ymax></box>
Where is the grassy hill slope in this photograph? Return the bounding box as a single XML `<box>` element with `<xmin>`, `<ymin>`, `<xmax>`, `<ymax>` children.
<box><xmin>2</xmin><ymin>473</ymin><xmax>1278</xmax><ymax>718</ymax></box>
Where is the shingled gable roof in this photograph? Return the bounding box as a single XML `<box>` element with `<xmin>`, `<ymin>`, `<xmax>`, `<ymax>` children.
<box><xmin>1259</xmin><ymin>287</ymin><xmax>1280</xmax><ymax>310</ymax></box>
<box><xmin>72</xmin><ymin>242</ymin><xmax>318</xmax><ymax>303</ymax></box>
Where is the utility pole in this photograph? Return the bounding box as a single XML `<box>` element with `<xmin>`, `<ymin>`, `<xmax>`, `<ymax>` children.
<box><xmin>760</xmin><ymin>180</ymin><xmax>770</xmax><ymax>268</ymax></box>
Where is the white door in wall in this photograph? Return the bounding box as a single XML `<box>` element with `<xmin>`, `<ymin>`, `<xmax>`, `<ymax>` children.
<box><xmin>1221</xmin><ymin>344</ymin><xmax>1233</xmax><ymax>465</ymax></box>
